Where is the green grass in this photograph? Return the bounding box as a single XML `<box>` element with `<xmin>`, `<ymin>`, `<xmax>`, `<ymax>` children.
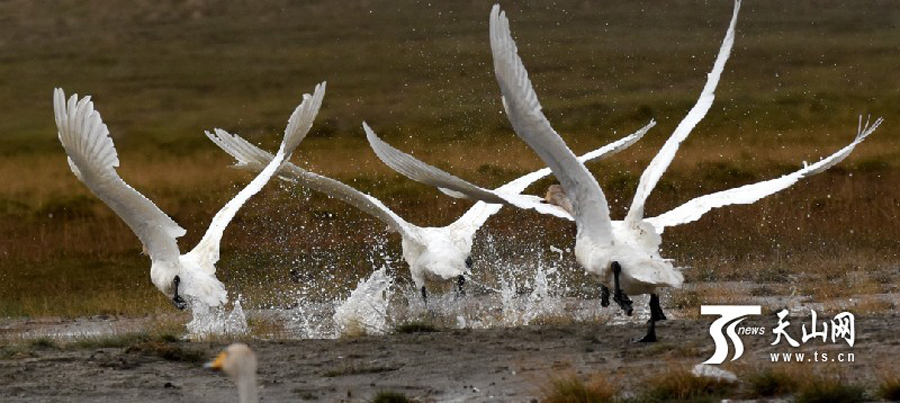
<box><xmin>66</xmin><ymin>331</ymin><xmax>180</xmax><ymax>350</ymax></box>
<box><xmin>0</xmin><ymin>344</ymin><xmax>32</xmax><ymax>360</ymax></box>
<box><xmin>124</xmin><ymin>341</ymin><xmax>206</xmax><ymax>363</ymax></box>
<box><xmin>371</xmin><ymin>390</ymin><xmax>414</xmax><ymax>403</ymax></box>
<box><xmin>323</xmin><ymin>364</ymin><xmax>398</xmax><ymax>378</ymax></box>
<box><xmin>393</xmin><ymin>321</ymin><xmax>439</xmax><ymax>334</ymax></box>
<box><xmin>28</xmin><ymin>337</ymin><xmax>58</xmax><ymax>349</ymax></box>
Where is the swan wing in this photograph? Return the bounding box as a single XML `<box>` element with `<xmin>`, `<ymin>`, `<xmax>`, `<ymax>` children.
<box><xmin>364</xmin><ymin>122</ymin><xmax>571</xmax><ymax>220</ymax></box>
<box><xmin>490</xmin><ymin>5</ymin><xmax>612</xmax><ymax>242</ymax></box>
<box><xmin>54</xmin><ymin>89</ymin><xmax>185</xmax><ymax>263</ymax></box>
<box><xmin>187</xmin><ymin>82</ymin><xmax>326</xmax><ymax>269</ymax></box>
<box><xmin>647</xmin><ymin>116</ymin><xmax>881</xmax><ymax>233</ymax></box>
<box><xmin>208</xmin><ymin>127</ymin><xmax>423</xmax><ymax>243</ymax></box>
<box><xmin>449</xmin><ymin>120</ymin><xmax>655</xmax><ymax>238</ymax></box>
<box><xmin>625</xmin><ymin>0</ymin><xmax>741</xmax><ymax>226</ymax></box>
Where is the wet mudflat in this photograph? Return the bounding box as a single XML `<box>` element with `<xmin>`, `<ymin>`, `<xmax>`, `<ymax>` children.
<box><xmin>1</xmin><ymin>313</ymin><xmax>897</xmax><ymax>402</ymax></box>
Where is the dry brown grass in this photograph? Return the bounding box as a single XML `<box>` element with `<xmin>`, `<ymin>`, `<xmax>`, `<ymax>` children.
<box><xmin>539</xmin><ymin>372</ymin><xmax>620</xmax><ymax>403</ymax></box>
<box><xmin>738</xmin><ymin>365</ymin><xmax>870</xmax><ymax>402</ymax></box>
<box><xmin>1</xmin><ymin>0</ymin><xmax>898</xmax><ymax>319</ymax></box>
<box><xmin>639</xmin><ymin>365</ymin><xmax>736</xmax><ymax>402</ymax></box>
<box><xmin>877</xmin><ymin>369</ymin><xmax>900</xmax><ymax>402</ymax></box>
<box><xmin>742</xmin><ymin>365</ymin><xmax>805</xmax><ymax>398</ymax></box>
<box><xmin>794</xmin><ymin>373</ymin><xmax>868</xmax><ymax>403</ymax></box>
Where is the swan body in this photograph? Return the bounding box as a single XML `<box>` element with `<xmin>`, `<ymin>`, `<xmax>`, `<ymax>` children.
<box><xmin>207</xmin><ymin>343</ymin><xmax>259</xmax><ymax>403</ymax></box>
<box><xmin>207</xmin><ymin>118</ymin><xmax>651</xmax><ymax>296</ymax></box>
<box><xmin>364</xmin><ymin>2</ymin><xmax>742</xmax><ymax>296</ymax></box>
<box><xmin>364</xmin><ymin>2</ymin><xmax>880</xmax><ymax>340</ymax></box>
<box><xmin>54</xmin><ymin>83</ymin><xmax>325</xmax><ymax>313</ymax></box>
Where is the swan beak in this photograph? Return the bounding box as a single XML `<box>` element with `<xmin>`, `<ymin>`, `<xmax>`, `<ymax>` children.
<box><xmin>205</xmin><ymin>351</ymin><xmax>227</xmax><ymax>370</ymax></box>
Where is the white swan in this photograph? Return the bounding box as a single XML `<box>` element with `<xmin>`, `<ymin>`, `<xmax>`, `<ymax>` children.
<box><xmin>207</xmin><ymin>118</ymin><xmax>653</xmax><ymax>302</ymax></box>
<box><xmin>207</xmin><ymin>343</ymin><xmax>258</xmax><ymax>403</ymax></box>
<box><xmin>365</xmin><ymin>2</ymin><xmax>881</xmax><ymax>341</ymax></box>
<box><xmin>54</xmin><ymin>83</ymin><xmax>325</xmax><ymax>316</ymax></box>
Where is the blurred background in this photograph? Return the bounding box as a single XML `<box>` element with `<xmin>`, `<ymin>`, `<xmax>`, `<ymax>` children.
<box><xmin>0</xmin><ymin>0</ymin><xmax>897</xmax><ymax>318</ymax></box>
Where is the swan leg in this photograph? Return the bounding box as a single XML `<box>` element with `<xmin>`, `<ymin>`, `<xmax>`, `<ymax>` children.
<box><xmin>172</xmin><ymin>275</ymin><xmax>187</xmax><ymax>311</ymax></box>
<box><xmin>651</xmin><ymin>292</ymin><xmax>667</xmax><ymax>321</ymax></box>
<box><xmin>611</xmin><ymin>262</ymin><xmax>633</xmax><ymax>316</ymax></box>
<box><xmin>600</xmin><ymin>285</ymin><xmax>610</xmax><ymax>307</ymax></box>
<box><xmin>456</xmin><ymin>275</ymin><xmax>466</xmax><ymax>298</ymax></box>
<box><xmin>634</xmin><ymin>293</ymin><xmax>664</xmax><ymax>343</ymax></box>
<box><xmin>420</xmin><ymin>286</ymin><xmax>428</xmax><ymax>305</ymax></box>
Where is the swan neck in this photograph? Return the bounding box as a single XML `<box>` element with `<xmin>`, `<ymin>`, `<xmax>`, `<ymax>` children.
<box><xmin>236</xmin><ymin>373</ymin><xmax>258</xmax><ymax>403</ymax></box>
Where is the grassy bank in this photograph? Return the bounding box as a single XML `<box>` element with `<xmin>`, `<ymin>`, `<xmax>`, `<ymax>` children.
<box><xmin>1</xmin><ymin>0</ymin><xmax>898</xmax><ymax>318</ymax></box>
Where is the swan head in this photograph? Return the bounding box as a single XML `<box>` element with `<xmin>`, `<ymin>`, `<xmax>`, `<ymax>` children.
<box><xmin>545</xmin><ymin>184</ymin><xmax>574</xmax><ymax>215</ymax></box>
<box><xmin>207</xmin><ymin>343</ymin><xmax>258</xmax><ymax>383</ymax></box>
<box><xmin>149</xmin><ymin>261</ymin><xmax>187</xmax><ymax>309</ymax></box>
<box><xmin>207</xmin><ymin>343</ymin><xmax>259</xmax><ymax>403</ymax></box>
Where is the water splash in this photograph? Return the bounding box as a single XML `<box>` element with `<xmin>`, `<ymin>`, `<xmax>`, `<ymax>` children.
<box><xmin>186</xmin><ymin>298</ymin><xmax>249</xmax><ymax>338</ymax></box>
<box><xmin>333</xmin><ymin>267</ymin><xmax>394</xmax><ymax>336</ymax></box>
<box><xmin>289</xmin><ymin>291</ymin><xmax>336</xmax><ymax>339</ymax></box>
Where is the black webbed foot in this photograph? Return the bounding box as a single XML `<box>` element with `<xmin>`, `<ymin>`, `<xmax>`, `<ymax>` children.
<box><xmin>633</xmin><ymin>294</ymin><xmax>664</xmax><ymax>343</ymax></box>
<box><xmin>456</xmin><ymin>275</ymin><xmax>466</xmax><ymax>298</ymax></box>
<box><xmin>633</xmin><ymin>325</ymin><xmax>658</xmax><ymax>343</ymax></box>
<box><xmin>613</xmin><ymin>291</ymin><xmax>634</xmax><ymax>316</ymax></box>
<box><xmin>171</xmin><ymin>275</ymin><xmax>187</xmax><ymax>311</ymax></box>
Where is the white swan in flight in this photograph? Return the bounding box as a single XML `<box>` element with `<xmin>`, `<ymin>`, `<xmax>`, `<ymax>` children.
<box><xmin>365</xmin><ymin>2</ymin><xmax>882</xmax><ymax>341</ymax></box>
<box><xmin>207</xmin><ymin>117</ymin><xmax>653</xmax><ymax>302</ymax></box>
<box><xmin>207</xmin><ymin>343</ymin><xmax>259</xmax><ymax>403</ymax></box>
<box><xmin>54</xmin><ymin>83</ymin><xmax>325</xmax><ymax>315</ymax></box>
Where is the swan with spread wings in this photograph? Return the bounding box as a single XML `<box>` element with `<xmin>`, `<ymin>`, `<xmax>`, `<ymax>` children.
<box><xmin>54</xmin><ymin>83</ymin><xmax>325</xmax><ymax>315</ymax></box>
<box><xmin>207</xmin><ymin>116</ymin><xmax>652</xmax><ymax>303</ymax></box>
<box><xmin>364</xmin><ymin>2</ymin><xmax>881</xmax><ymax>341</ymax></box>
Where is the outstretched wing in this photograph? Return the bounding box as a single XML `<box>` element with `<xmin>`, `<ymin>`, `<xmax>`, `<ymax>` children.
<box><xmin>625</xmin><ymin>0</ymin><xmax>742</xmax><ymax>226</ymax></box>
<box><xmin>186</xmin><ymin>82</ymin><xmax>326</xmax><ymax>269</ymax></box>
<box><xmin>490</xmin><ymin>5</ymin><xmax>612</xmax><ymax>243</ymax></box>
<box><xmin>54</xmin><ymin>88</ymin><xmax>185</xmax><ymax>263</ymax></box>
<box><xmin>647</xmin><ymin>117</ymin><xmax>881</xmax><ymax>233</ymax></box>
<box><xmin>449</xmin><ymin>120</ymin><xmax>655</xmax><ymax>238</ymax></box>
<box><xmin>364</xmin><ymin>122</ymin><xmax>571</xmax><ymax>220</ymax></box>
<box><xmin>207</xmin><ymin>127</ymin><xmax>424</xmax><ymax>243</ymax></box>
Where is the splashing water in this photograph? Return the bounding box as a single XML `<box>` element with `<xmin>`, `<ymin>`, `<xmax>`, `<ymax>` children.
<box><xmin>496</xmin><ymin>257</ymin><xmax>566</xmax><ymax>326</ymax></box>
<box><xmin>186</xmin><ymin>298</ymin><xmax>249</xmax><ymax>338</ymax></box>
<box><xmin>289</xmin><ymin>290</ymin><xmax>336</xmax><ymax>339</ymax></box>
<box><xmin>333</xmin><ymin>267</ymin><xmax>394</xmax><ymax>337</ymax></box>
<box><xmin>272</xmin><ymin>225</ymin><xmax>630</xmax><ymax>339</ymax></box>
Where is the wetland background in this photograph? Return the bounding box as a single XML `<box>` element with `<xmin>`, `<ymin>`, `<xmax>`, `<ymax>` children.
<box><xmin>0</xmin><ymin>0</ymin><xmax>897</xmax><ymax>322</ymax></box>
